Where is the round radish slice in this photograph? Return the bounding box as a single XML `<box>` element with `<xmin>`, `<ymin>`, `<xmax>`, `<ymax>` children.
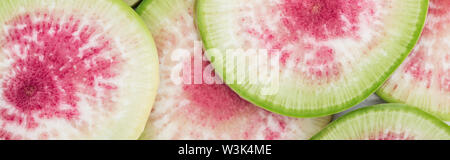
<box><xmin>196</xmin><ymin>0</ymin><xmax>428</xmax><ymax>117</ymax></box>
<box><xmin>311</xmin><ymin>104</ymin><xmax>450</xmax><ymax>140</ymax></box>
<box><xmin>123</xmin><ymin>0</ymin><xmax>140</xmax><ymax>7</ymax></box>
<box><xmin>136</xmin><ymin>0</ymin><xmax>331</xmax><ymax>140</ymax></box>
<box><xmin>0</xmin><ymin>0</ymin><xmax>159</xmax><ymax>139</ymax></box>
<box><xmin>378</xmin><ymin>0</ymin><xmax>450</xmax><ymax>121</ymax></box>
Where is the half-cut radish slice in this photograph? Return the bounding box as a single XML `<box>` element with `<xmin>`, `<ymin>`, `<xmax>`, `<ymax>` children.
<box><xmin>196</xmin><ymin>0</ymin><xmax>428</xmax><ymax>117</ymax></box>
<box><xmin>136</xmin><ymin>0</ymin><xmax>331</xmax><ymax>140</ymax></box>
<box><xmin>378</xmin><ymin>0</ymin><xmax>449</xmax><ymax>121</ymax></box>
<box><xmin>311</xmin><ymin>104</ymin><xmax>450</xmax><ymax>140</ymax></box>
<box><xmin>0</xmin><ymin>0</ymin><xmax>159</xmax><ymax>139</ymax></box>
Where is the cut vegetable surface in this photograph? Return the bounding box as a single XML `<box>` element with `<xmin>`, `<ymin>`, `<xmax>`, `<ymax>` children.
<box><xmin>0</xmin><ymin>0</ymin><xmax>159</xmax><ymax>139</ymax></box>
<box><xmin>197</xmin><ymin>0</ymin><xmax>428</xmax><ymax>117</ymax></box>
<box><xmin>123</xmin><ymin>0</ymin><xmax>141</xmax><ymax>7</ymax></box>
<box><xmin>377</xmin><ymin>0</ymin><xmax>450</xmax><ymax>121</ymax></box>
<box><xmin>311</xmin><ymin>104</ymin><xmax>450</xmax><ymax>140</ymax></box>
<box><xmin>137</xmin><ymin>0</ymin><xmax>331</xmax><ymax>140</ymax></box>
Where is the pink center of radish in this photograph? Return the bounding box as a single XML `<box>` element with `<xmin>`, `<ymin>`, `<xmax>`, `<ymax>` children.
<box><xmin>183</xmin><ymin>76</ymin><xmax>288</xmax><ymax>139</ymax></box>
<box><xmin>403</xmin><ymin>51</ymin><xmax>433</xmax><ymax>88</ymax></box>
<box><xmin>428</xmin><ymin>0</ymin><xmax>450</xmax><ymax>15</ymax></box>
<box><xmin>180</xmin><ymin>58</ymin><xmax>287</xmax><ymax>139</ymax></box>
<box><xmin>0</xmin><ymin>129</ymin><xmax>14</xmax><ymax>140</ymax></box>
<box><xmin>184</xmin><ymin>83</ymin><xmax>250</xmax><ymax>120</ymax></box>
<box><xmin>281</xmin><ymin>0</ymin><xmax>363</xmax><ymax>40</ymax></box>
<box><xmin>402</xmin><ymin>0</ymin><xmax>450</xmax><ymax>91</ymax></box>
<box><xmin>0</xmin><ymin>13</ymin><xmax>119</xmax><ymax>130</ymax></box>
<box><xmin>240</xmin><ymin>0</ymin><xmax>373</xmax><ymax>83</ymax></box>
<box><xmin>303</xmin><ymin>46</ymin><xmax>341</xmax><ymax>81</ymax></box>
<box><xmin>183</xmin><ymin>60</ymin><xmax>248</xmax><ymax>121</ymax></box>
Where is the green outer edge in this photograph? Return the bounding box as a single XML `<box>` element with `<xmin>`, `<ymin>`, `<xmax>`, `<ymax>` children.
<box><xmin>113</xmin><ymin>0</ymin><xmax>153</xmax><ymax>35</ymax></box>
<box><xmin>196</xmin><ymin>0</ymin><xmax>429</xmax><ymax>118</ymax></box>
<box><xmin>123</xmin><ymin>0</ymin><xmax>141</xmax><ymax>7</ymax></box>
<box><xmin>310</xmin><ymin>103</ymin><xmax>450</xmax><ymax>140</ymax></box>
<box><xmin>135</xmin><ymin>0</ymin><xmax>158</xmax><ymax>140</ymax></box>
<box><xmin>0</xmin><ymin>0</ymin><xmax>158</xmax><ymax>140</ymax></box>
<box><xmin>135</xmin><ymin>0</ymin><xmax>155</xmax><ymax>14</ymax></box>
<box><xmin>112</xmin><ymin>0</ymin><xmax>160</xmax><ymax>139</ymax></box>
<box><xmin>376</xmin><ymin>90</ymin><xmax>450</xmax><ymax>121</ymax></box>
<box><xmin>376</xmin><ymin>0</ymin><xmax>449</xmax><ymax>121</ymax></box>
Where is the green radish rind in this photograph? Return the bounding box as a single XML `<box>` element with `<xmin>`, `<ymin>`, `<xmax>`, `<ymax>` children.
<box><xmin>311</xmin><ymin>103</ymin><xmax>450</xmax><ymax>140</ymax></box>
<box><xmin>0</xmin><ymin>0</ymin><xmax>159</xmax><ymax>139</ymax></box>
<box><xmin>135</xmin><ymin>0</ymin><xmax>153</xmax><ymax>11</ymax></box>
<box><xmin>376</xmin><ymin>91</ymin><xmax>450</xmax><ymax>121</ymax></box>
<box><xmin>123</xmin><ymin>0</ymin><xmax>141</xmax><ymax>7</ymax></box>
<box><xmin>375</xmin><ymin>0</ymin><xmax>450</xmax><ymax>122</ymax></box>
<box><xmin>376</xmin><ymin>82</ymin><xmax>450</xmax><ymax>122</ymax></box>
<box><xmin>110</xmin><ymin>0</ymin><xmax>160</xmax><ymax>139</ymax></box>
<box><xmin>85</xmin><ymin>0</ymin><xmax>160</xmax><ymax>140</ymax></box>
<box><xmin>376</xmin><ymin>89</ymin><xmax>450</xmax><ymax>121</ymax></box>
<box><xmin>196</xmin><ymin>0</ymin><xmax>429</xmax><ymax>118</ymax></box>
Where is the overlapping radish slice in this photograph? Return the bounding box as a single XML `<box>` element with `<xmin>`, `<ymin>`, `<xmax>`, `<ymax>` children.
<box><xmin>137</xmin><ymin>0</ymin><xmax>331</xmax><ymax>140</ymax></box>
<box><xmin>311</xmin><ymin>104</ymin><xmax>450</xmax><ymax>140</ymax></box>
<box><xmin>123</xmin><ymin>0</ymin><xmax>140</xmax><ymax>7</ymax></box>
<box><xmin>0</xmin><ymin>0</ymin><xmax>159</xmax><ymax>139</ymax></box>
<box><xmin>196</xmin><ymin>0</ymin><xmax>428</xmax><ymax>117</ymax></box>
<box><xmin>378</xmin><ymin>0</ymin><xmax>450</xmax><ymax>121</ymax></box>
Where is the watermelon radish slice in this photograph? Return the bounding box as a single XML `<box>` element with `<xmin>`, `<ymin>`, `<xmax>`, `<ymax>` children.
<box><xmin>0</xmin><ymin>0</ymin><xmax>159</xmax><ymax>139</ymax></box>
<box><xmin>311</xmin><ymin>103</ymin><xmax>450</xmax><ymax>140</ymax></box>
<box><xmin>136</xmin><ymin>0</ymin><xmax>331</xmax><ymax>140</ymax></box>
<box><xmin>196</xmin><ymin>0</ymin><xmax>428</xmax><ymax>117</ymax></box>
<box><xmin>377</xmin><ymin>0</ymin><xmax>450</xmax><ymax>121</ymax></box>
<box><xmin>123</xmin><ymin>0</ymin><xmax>141</xmax><ymax>7</ymax></box>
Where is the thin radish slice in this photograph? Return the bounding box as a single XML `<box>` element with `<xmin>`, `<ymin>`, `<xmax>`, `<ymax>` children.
<box><xmin>196</xmin><ymin>0</ymin><xmax>428</xmax><ymax>117</ymax></box>
<box><xmin>311</xmin><ymin>104</ymin><xmax>450</xmax><ymax>140</ymax></box>
<box><xmin>378</xmin><ymin>0</ymin><xmax>450</xmax><ymax>121</ymax></box>
<box><xmin>136</xmin><ymin>0</ymin><xmax>331</xmax><ymax>140</ymax></box>
<box><xmin>123</xmin><ymin>0</ymin><xmax>141</xmax><ymax>7</ymax></box>
<box><xmin>0</xmin><ymin>0</ymin><xmax>159</xmax><ymax>139</ymax></box>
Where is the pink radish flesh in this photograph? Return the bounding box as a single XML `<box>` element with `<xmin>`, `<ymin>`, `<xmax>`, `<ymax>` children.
<box><xmin>239</xmin><ymin>0</ymin><xmax>378</xmax><ymax>83</ymax></box>
<box><xmin>139</xmin><ymin>0</ymin><xmax>330</xmax><ymax>139</ymax></box>
<box><xmin>0</xmin><ymin>13</ymin><xmax>120</xmax><ymax>139</ymax></box>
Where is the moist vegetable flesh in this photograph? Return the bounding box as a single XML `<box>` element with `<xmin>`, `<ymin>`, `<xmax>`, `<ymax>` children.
<box><xmin>311</xmin><ymin>104</ymin><xmax>450</xmax><ymax>140</ymax></box>
<box><xmin>377</xmin><ymin>0</ymin><xmax>450</xmax><ymax>121</ymax></box>
<box><xmin>196</xmin><ymin>0</ymin><xmax>428</xmax><ymax>117</ymax></box>
<box><xmin>0</xmin><ymin>0</ymin><xmax>159</xmax><ymax>139</ymax></box>
<box><xmin>137</xmin><ymin>0</ymin><xmax>331</xmax><ymax>140</ymax></box>
<box><xmin>123</xmin><ymin>0</ymin><xmax>141</xmax><ymax>6</ymax></box>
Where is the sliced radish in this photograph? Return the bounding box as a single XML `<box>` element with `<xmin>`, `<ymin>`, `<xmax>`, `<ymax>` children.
<box><xmin>378</xmin><ymin>0</ymin><xmax>450</xmax><ymax>121</ymax></box>
<box><xmin>0</xmin><ymin>0</ymin><xmax>159</xmax><ymax>139</ymax></box>
<box><xmin>311</xmin><ymin>104</ymin><xmax>450</xmax><ymax>140</ymax></box>
<box><xmin>123</xmin><ymin>0</ymin><xmax>141</xmax><ymax>7</ymax></box>
<box><xmin>196</xmin><ymin>0</ymin><xmax>428</xmax><ymax>117</ymax></box>
<box><xmin>136</xmin><ymin>0</ymin><xmax>331</xmax><ymax>140</ymax></box>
